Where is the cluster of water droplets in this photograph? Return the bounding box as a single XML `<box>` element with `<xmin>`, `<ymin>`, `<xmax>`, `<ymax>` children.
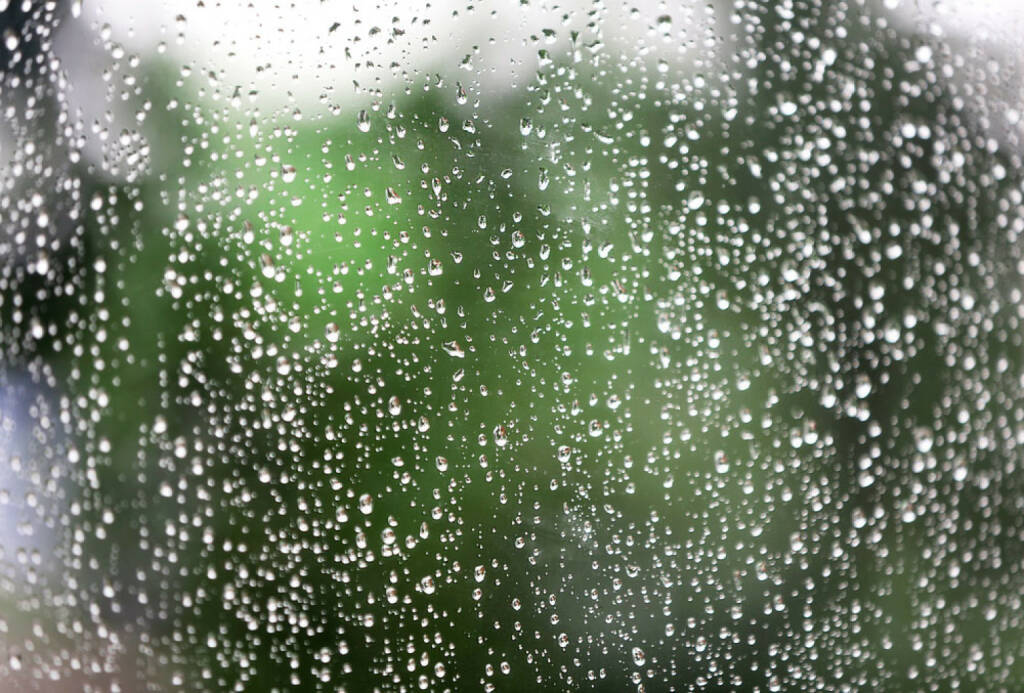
<box><xmin>1</xmin><ymin>0</ymin><xmax>1024</xmax><ymax>691</ymax></box>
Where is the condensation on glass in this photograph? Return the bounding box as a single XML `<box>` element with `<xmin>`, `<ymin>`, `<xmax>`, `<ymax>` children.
<box><xmin>1</xmin><ymin>0</ymin><xmax>1024</xmax><ymax>690</ymax></box>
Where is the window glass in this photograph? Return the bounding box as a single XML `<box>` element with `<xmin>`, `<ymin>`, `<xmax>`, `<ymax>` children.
<box><xmin>2</xmin><ymin>1</ymin><xmax>1024</xmax><ymax>690</ymax></box>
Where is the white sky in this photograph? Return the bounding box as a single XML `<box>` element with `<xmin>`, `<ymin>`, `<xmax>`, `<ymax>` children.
<box><xmin>62</xmin><ymin>0</ymin><xmax>695</xmax><ymax>111</ymax></box>
<box><xmin>52</xmin><ymin>0</ymin><xmax>1024</xmax><ymax>126</ymax></box>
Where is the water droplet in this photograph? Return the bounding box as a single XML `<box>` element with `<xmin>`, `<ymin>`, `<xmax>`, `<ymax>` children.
<box><xmin>358</xmin><ymin>494</ymin><xmax>374</xmax><ymax>515</ymax></box>
<box><xmin>442</xmin><ymin>341</ymin><xmax>464</xmax><ymax>358</ymax></box>
<box><xmin>357</xmin><ymin>109</ymin><xmax>370</xmax><ymax>132</ymax></box>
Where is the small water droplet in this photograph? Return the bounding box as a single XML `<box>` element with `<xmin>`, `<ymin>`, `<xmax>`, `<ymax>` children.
<box><xmin>358</xmin><ymin>493</ymin><xmax>374</xmax><ymax>515</ymax></box>
<box><xmin>325</xmin><ymin>323</ymin><xmax>340</xmax><ymax>343</ymax></box>
<box><xmin>357</xmin><ymin>109</ymin><xmax>370</xmax><ymax>132</ymax></box>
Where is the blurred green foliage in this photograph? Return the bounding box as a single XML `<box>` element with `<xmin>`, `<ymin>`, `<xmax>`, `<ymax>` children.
<box><xmin>3</xmin><ymin>0</ymin><xmax>1024</xmax><ymax>691</ymax></box>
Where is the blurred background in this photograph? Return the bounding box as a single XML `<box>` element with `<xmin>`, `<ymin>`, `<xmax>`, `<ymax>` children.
<box><xmin>3</xmin><ymin>0</ymin><xmax>1024</xmax><ymax>690</ymax></box>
